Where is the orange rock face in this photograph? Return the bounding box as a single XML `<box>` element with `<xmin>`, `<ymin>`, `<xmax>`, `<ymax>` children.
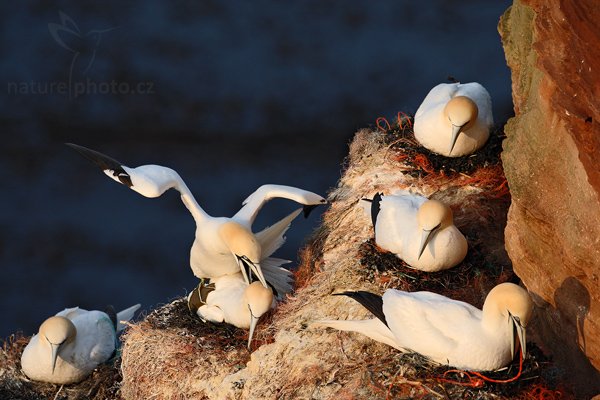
<box><xmin>499</xmin><ymin>0</ymin><xmax>600</xmax><ymax>395</ymax></box>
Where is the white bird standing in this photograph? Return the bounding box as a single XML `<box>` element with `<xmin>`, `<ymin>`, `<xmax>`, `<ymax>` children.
<box><xmin>314</xmin><ymin>283</ymin><xmax>533</xmax><ymax>371</ymax></box>
<box><xmin>187</xmin><ymin>273</ymin><xmax>274</xmax><ymax>349</ymax></box>
<box><xmin>21</xmin><ymin>304</ymin><xmax>140</xmax><ymax>384</ymax></box>
<box><xmin>66</xmin><ymin>143</ymin><xmax>327</xmax><ymax>296</ymax></box>
<box><xmin>413</xmin><ymin>82</ymin><xmax>493</xmax><ymax>157</ymax></box>
<box><xmin>364</xmin><ymin>191</ymin><xmax>467</xmax><ymax>272</ymax></box>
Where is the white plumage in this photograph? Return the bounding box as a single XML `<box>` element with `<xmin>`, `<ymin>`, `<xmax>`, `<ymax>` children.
<box><xmin>21</xmin><ymin>304</ymin><xmax>140</xmax><ymax>384</ymax></box>
<box><xmin>67</xmin><ymin>144</ymin><xmax>327</xmax><ymax>296</ymax></box>
<box><xmin>414</xmin><ymin>82</ymin><xmax>493</xmax><ymax>157</ymax></box>
<box><xmin>365</xmin><ymin>191</ymin><xmax>467</xmax><ymax>272</ymax></box>
<box><xmin>314</xmin><ymin>283</ymin><xmax>532</xmax><ymax>371</ymax></box>
<box><xmin>188</xmin><ymin>273</ymin><xmax>274</xmax><ymax>349</ymax></box>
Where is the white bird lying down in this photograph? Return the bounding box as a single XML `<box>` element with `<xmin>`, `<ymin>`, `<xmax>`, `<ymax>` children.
<box><xmin>414</xmin><ymin>82</ymin><xmax>493</xmax><ymax>157</ymax></box>
<box><xmin>21</xmin><ymin>304</ymin><xmax>140</xmax><ymax>384</ymax></box>
<box><xmin>66</xmin><ymin>143</ymin><xmax>327</xmax><ymax>297</ymax></box>
<box><xmin>314</xmin><ymin>283</ymin><xmax>532</xmax><ymax>371</ymax></box>
<box><xmin>363</xmin><ymin>191</ymin><xmax>467</xmax><ymax>272</ymax></box>
<box><xmin>187</xmin><ymin>273</ymin><xmax>274</xmax><ymax>349</ymax></box>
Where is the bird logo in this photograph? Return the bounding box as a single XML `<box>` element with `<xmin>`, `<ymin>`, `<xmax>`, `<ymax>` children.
<box><xmin>48</xmin><ymin>11</ymin><xmax>115</xmax><ymax>88</ymax></box>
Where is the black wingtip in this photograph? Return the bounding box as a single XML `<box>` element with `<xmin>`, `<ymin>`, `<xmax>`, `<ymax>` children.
<box><xmin>187</xmin><ymin>286</ymin><xmax>202</xmax><ymax>314</ymax></box>
<box><xmin>66</xmin><ymin>143</ymin><xmax>133</xmax><ymax>187</ymax></box>
<box><xmin>370</xmin><ymin>193</ymin><xmax>383</xmax><ymax>230</ymax></box>
<box><xmin>303</xmin><ymin>204</ymin><xmax>318</xmax><ymax>218</ymax></box>
<box><xmin>104</xmin><ymin>305</ymin><xmax>118</xmax><ymax>331</ymax></box>
<box><xmin>334</xmin><ymin>290</ymin><xmax>387</xmax><ymax>327</ymax></box>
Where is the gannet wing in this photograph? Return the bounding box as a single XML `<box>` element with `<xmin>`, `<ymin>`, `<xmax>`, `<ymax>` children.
<box><xmin>456</xmin><ymin>83</ymin><xmax>493</xmax><ymax>126</ymax></box>
<box><xmin>373</xmin><ymin>194</ymin><xmax>425</xmax><ymax>251</ymax></box>
<box><xmin>233</xmin><ymin>184</ymin><xmax>327</xmax><ymax>226</ymax></box>
<box><xmin>382</xmin><ymin>290</ymin><xmax>480</xmax><ymax>358</ymax></box>
<box><xmin>415</xmin><ymin>83</ymin><xmax>459</xmax><ymax>118</ymax></box>
<box><xmin>255</xmin><ymin>208</ymin><xmax>302</xmax><ymax>257</ymax></box>
<box><xmin>312</xmin><ymin>318</ymin><xmax>401</xmax><ymax>350</ymax></box>
<box><xmin>55</xmin><ymin>307</ymin><xmax>86</xmax><ymax>320</ymax></box>
<box><xmin>66</xmin><ymin>143</ymin><xmax>133</xmax><ymax>187</ymax></box>
<box><xmin>116</xmin><ymin>304</ymin><xmax>141</xmax><ymax>332</ymax></box>
<box><xmin>66</xmin><ymin>143</ymin><xmax>183</xmax><ymax>198</ymax></box>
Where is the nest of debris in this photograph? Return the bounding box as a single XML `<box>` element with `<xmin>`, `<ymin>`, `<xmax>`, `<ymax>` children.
<box><xmin>0</xmin><ymin>333</ymin><xmax>122</xmax><ymax>400</ymax></box>
<box><xmin>119</xmin><ymin>297</ymin><xmax>261</xmax><ymax>399</ymax></box>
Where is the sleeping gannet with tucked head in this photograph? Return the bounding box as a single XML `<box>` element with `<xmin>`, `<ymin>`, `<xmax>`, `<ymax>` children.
<box><xmin>414</xmin><ymin>82</ymin><xmax>493</xmax><ymax>157</ymax></box>
<box><xmin>66</xmin><ymin>143</ymin><xmax>326</xmax><ymax>296</ymax></box>
<box><xmin>21</xmin><ymin>304</ymin><xmax>140</xmax><ymax>384</ymax></box>
<box><xmin>364</xmin><ymin>191</ymin><xmax>467</xmax><ymax>271</ymax></box>
<box><xmin>188</xmin><ymin>273</ymin><xmax>274</xmax><ymax>349</ymax></box>
<box><xmin>314</xmin><ymin>283</ymin><xmax>533</xmax><ymax>371</ymax></box>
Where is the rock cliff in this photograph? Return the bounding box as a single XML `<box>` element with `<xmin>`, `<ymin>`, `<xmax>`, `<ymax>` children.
<box><xmin>499</xmin><ymin>0</ymin><xmax>600</xmax><ymax>396</ymax></box>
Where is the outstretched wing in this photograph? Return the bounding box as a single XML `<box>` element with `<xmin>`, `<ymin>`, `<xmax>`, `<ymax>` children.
<box><xmin>382</xmin><ymin>290</ymin><xmax>480</xmax><ymax>359</ymax></box>
<box><xmin>233</xmin><ymin>184</ymin><xmax>326</xmax><ymax>226</ymax></box>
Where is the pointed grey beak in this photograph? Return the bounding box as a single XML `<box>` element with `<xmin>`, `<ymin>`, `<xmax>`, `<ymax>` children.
<box><xmin>236</xmin><ymin>256</ymin><xmax>268</xmax><ymax>289</ymax></box>
<box><xmin>248</xmin><ymin>310</ymin><xmax>260</xmax><ymax>350</ymax></box>
<box><xmin>418</xmin><ymin>227</ymin><xmax>438</xmax><ymax>260</ymax></box>
<box><xmin>449</xmin><ymin>124</ymin><xmax>463</xmax><ymax>154</ymax></box>
<box><xmin>50</xmin><ymin>343</ymin><xmax>60</xmax><ymax>374</ymax></box>
<box><xmin>509</xmin><ymin>313</ymin><xmax>527</xmax><ymax>360</ymax></box>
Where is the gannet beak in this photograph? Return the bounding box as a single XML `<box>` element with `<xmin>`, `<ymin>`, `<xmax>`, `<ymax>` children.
<box><xmin>236</xmin><ymin>256</ymin><xmax>268</xmax><ymax>289</ymax></box>
<box><xmin>249</xmin><ymin>261</ymin><xmax>268</xmax><ymax>289</ymax></box>
<box><xmin>50</xmin><ymin>343</ymin><xmax>60</xmax><ymax>374</ymax></box>
<box><xmin>449</xmin><ymin>124</ymin><xmax>462</xmax><ymax>154</ymax></box>
<box><xmin>509</xmin><ymin>312</ymin><xmax>527</xmax><ymax>360</ymax></box>
<box><xmin>248</xmin><ymin>313</ymin><xmax>260</xmax><ymax>350</ymax></box>
<box><xmin>418</xmin><ymin>228</ymin><xmax>435</xmax><ymax>260</ymax></box>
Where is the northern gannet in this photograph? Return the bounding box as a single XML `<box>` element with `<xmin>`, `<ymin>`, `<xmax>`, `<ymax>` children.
<box><xmin>364</xmin><ymin>191</ymin><xmax>467</xmax><ymax>272</ymax></box>
<box><xmin>314</xmin><ymin>283</ymin><xmax>533</xmax><ymax>371</ymax></box>
<box><xmin>187</xmin><ymin>273</ymin><xmax>274</xmax><ymax>349</ymax></box>
<box><xmin>414</xmin><ymin>82</ymin><xmax>493</xmax><ymax>157</ymax></box>
<box><xmin>21</xmin><ymin>304</ymin><xmax>140</xmax><ymax>384</ymax></box>
<box><xmin>66</xmin><ymin>143</ymin><xmax>327</xmax><ymax>296</ymax></box>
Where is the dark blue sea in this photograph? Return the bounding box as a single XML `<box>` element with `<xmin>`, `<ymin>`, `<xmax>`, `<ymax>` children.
<box><xmin>0</xmin><ymin>0</ymin><xmax>513</xmax><ymax>337</ymax></box>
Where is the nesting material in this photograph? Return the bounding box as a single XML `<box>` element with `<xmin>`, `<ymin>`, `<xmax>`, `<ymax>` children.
<box><xmin>119</xmin><ymin>121</ymin><xmax>567</xmax><ymax>399</ymax></box>
<box><xmin>0</xmin><ymin>333</ymin><xmax>121</xmax><ymax>400</ymax></box>
<box><xmin>120</xmin><ymin>298</ymin><xmax>251</xmax><ymax>399</ymax></box>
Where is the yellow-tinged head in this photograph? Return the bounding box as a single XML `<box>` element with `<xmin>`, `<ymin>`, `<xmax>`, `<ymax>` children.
<box><xmin>444</xmin><ymin>96</ymin><xmax>479</xmax><ymax>154</ymax></box>
<box><xmin>416</xmin><ymin>200</ymin><xmax>454</xmax><ymax>260</ymax></box>
<box><xmin>417</xmin><ymin>200</ymin><xmax>453</xmax><ymax>231</ymax></box>
<box><xmin>245</xmin><ymin>282</ymin><xmax>274</xmax><ymax>317</ymax></box>
<box><xmin>245</xmin><ymin>282</ymin><xmax>274</xmax><ymax>349</ymax></box>
<box><xmin>219</xmin><ymin>221</ymin><xmax>261</xmax><ymax>263</ymax></box>
<box><xmin>39</xmin><ymin>316</ymin><xmax>76</xmax><ymax>373</ymax></box>
<box><xmin>484</xmin><ymin>283</ymin><xmax>533</xmax><ymax>326</ymax></box>
<box><xmin>444</xmin><ymin>96</ymin><xmax>478</xmax><ymax>129</ymax></box>
<box><xmin>483</xmin><ymin>282</ymin><xmax>533</xmax><ymax>360</ymax></box>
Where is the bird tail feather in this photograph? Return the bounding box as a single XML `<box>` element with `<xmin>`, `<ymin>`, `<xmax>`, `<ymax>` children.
<box><xmin>261</xmin><ymin>257</ymin><xmax>294</xmax><ymax>298</ymax></box>
<box><xmin>116</xmin><ymin>304</ymin><xmax>141</xmax><ymax>332</ymax></box>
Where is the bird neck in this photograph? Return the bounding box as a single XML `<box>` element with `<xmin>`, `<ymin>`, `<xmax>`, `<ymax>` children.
<box><xmin>481</xmin><ymin>302</ymin><xmax>506</xmax><ymax>333</ymax></box>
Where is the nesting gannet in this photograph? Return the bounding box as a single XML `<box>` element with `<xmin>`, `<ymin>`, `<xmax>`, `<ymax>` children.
<box><xmin>413</xmin><ymin>82</ymin><xmax>493</xmax><ymax>157</ymax></box>
<box><xmin>21</xmin><ymin>304</ymin><xmax>140</xmax><ymax>384</ymax></box>
<box><xmin>66</xmin><ymin>143</ymin><xmax>327</xmax><ymax>296</ymax></box>
<box><xmin>188</xmin><ymin>273</ymin><xmax>274</xmax><ymax>349</ymax></box>
<box><xmin>314</xmin><ymin>283</ymin><xmax>533</xmax><ymax>371</ymax></box>
<box><xmin>363</xmin><ymin>191</ymin><xmax>467</xmax><ymax>272</ymax></box>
